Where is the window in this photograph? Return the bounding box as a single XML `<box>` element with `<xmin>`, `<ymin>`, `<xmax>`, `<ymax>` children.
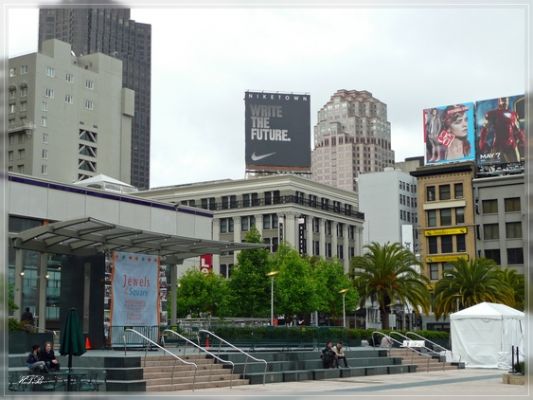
<box><xmin>220</xmin><ymin>264</ymin><xmax>234</xmax><ymax>278</ymax></box>
<box><xmin>326</xmin><ymin>221</ymin><xmax>332</xmax><ymax>235</ymax></box>
<box><xmin>507</xmin><ymin>248</ymin><xmax>524</xmax><ymax>264</ymax></box>
<box><xmin>85</xmin><ymin>79</ymin><xmax>94</xmax><ymax>89</ymax></box>
<box><xmin>439</xmin><ymin>185</ymin><xmax>451</xmax><ymax>200</ymax></box>
<box><xmin>454</xmin><ymin>183</ymin><xmax>463</xmax><ymax>199</ymax></box>
<box><xmin>429</xmin><ymin>264</ymin><xmax>439</xmax><ymax>280</ymax></box>
<box><xmin>326</xmin><ymin>243</ymin><xmax>332</xmax><ymax>258</ymax></box>
<box><xmin>20</xmin><ymin>65</ymin><xmax>28</xmax><ymax>74</ymax></box>
<box><xmin>220</xmin><ymin>218</ymin><xmax>234</xmax><ymax>233</ymax></box>
<box><xmin>84</xmin><ymin>99</ymin><xmax>94</xmax><ymax>110</ymax></box>
<box><xmin>18</xmin><ymin>149</ymin><xmax>25</xmax><ymax>160</ymax></box>
<box><xmin>18</xmin><ymin>134</ymin><xmax>25</xmax><ymax>144</ymax></box>
<box><xmin>482</xmin><ymin>199</ymin><xmax>498</xmax><ymax>214</ymax></box>
<box><xmin>456</xmin><ymin>234</ymin><xmax>466</xmax><ymax>252</ymax></box>
<box><xmin>46</xmin><ymin>66</ymin><xmax>55</xmax><ymax>77</ymax></box>
<box><xmin>483</xmin><ymin>224</ymin><xmax>499</xmax><ymax>240</ymax></box>
<box><xmin>484</xmin><ymin>249</ymin><xmax>501</xmax><ymax>265</ymax></box>
<box><xmin>9</xmin><ymin>67</ymin><xmax>16</xmax><ymax>77</ymax></box>
<box><xmin>428</xmin><ymin>237</ymin><xmax>438</xmax><ymax>254</ymax></box>
<box><xmin>65</xmin><ymin>73</ymin><xmax>74</xmax><ymax>82</ymax></box>
<box><xmin>42</xmin><ymin>149</ymin><xmax>48</xmax><ymax>159</ymax></box>
<box><xmin>42</xmin><ymin>133</ymin><xmax>48</xmax><ymax>144</ymax></box>
<box><xmin>40</xmin><ymin>116</ymin><xmax>47</xmax><ymax>127</ymax></box>
<box><xmin>426</xmin><ymin>186</ymin><xmax>436</xmax><ymax>201</ymax></box>
<box><xmin>200</xmin><ymin>197</ymin><xmax>216</xmax><ymax>210</ymax></box>
<box><xmin>65</xmin><ymin>94</ymin><xmax>73</xmax><ymax>103</ymax></box>
<box><xmin>9</xmin><ymin>104</ymin><xmax>16</xmax><ymax>114</ymax></box>
<box><xmin>8</xmin><ymin>151</ymin><xmax>13</xmax><ymax>162</ymax></box>
<box><xmin>313</xmin><ymin>218</ymin><xmax>320</xmax><ymax>233</ymax></box>
<box><xmin>41</xmin><ymin>164</ymin><xmax>47</xmax><ymax>174</ymax></box>
<box><xmin>9</xmin><ymin>89</ymin><xmax>16</xmax><ymax>99</ymax></box>
<box><xmin>241</xmin><ymin>216</ymin><xmax>255</xmax><ymax>231</ymax></box>
<box><xmin>504</xmin><ymin>197</ymin><xmax>521</xmax><ymax>212</ymax></box>
<box><xmin>42</xmin><ymin>101</ymin><xmax>48</xmax><ymax>111</ymax></box>
<box><xmin>455</xmin><ymin>208</ymin><xmax>465</xmax><ymax>224</ymax></box>
<box><xmin>313</xmin><ymin>241</ymin><xmax>320</xmax><ymax>256</ymax></box>
<box><xmin>242</xmin><ymin>193</ymin><xmax>251</xmax><ymax>207</ymax></box>
<box><xmin>45</xmin><ymin>88</ymin><xmax>54</xmax><ymax>98</ymax></box>
<box><xmin>441</xmin><ymin>236</ymin><xmax>453</xmax><ymax>253</ymax></box>
<box><xmin>263</xmin><ymin>214</ymin><xmax>278</xmax><ymax>230</ymax></box>
<box><xmin>440</xmin><ymin>208</ymin><xmax>452</xmax><ymax>226</ymax></box>
<box><xmin>20</xmin><ymin>87</ymin><xmax>27</xmax><ymax>97</ymax></box>
<box><xmin>505</xmin><ymin>222</ymin><xmax>522</xmax><ymax>239</ymax></box>
<box><xmin>321</xmin><ymin>197</ymin><xmax>330</xmax><ymax>210</ymax></box>
<box><xmin>20</xmin><ymin>102</ymin><xmax>27</xmax><ymax>112</ymax></box>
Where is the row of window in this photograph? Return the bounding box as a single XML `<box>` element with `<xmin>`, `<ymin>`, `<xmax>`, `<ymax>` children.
<box><xmin>427</xmin><ymin>234</ymin><xmax>466</xmax><ymax>254</ymax></box>
<box><xmin>399</xmin><ymin>194</ymin><xmax>417</xmax><ymax>207</ymax></box>
<box><xmin>9</xmin><ymin>65</ymin><xmax>28</xmax><ymax>76</ymax></box>
<box><xmin>426</xmin><ymin>183</ymin><xmax>463</xmax><ymax>201</ymax></box>
<box><xmin>484</xmin><ymin>248</ymin><xmax>524</xmax><ymax>265</ymax></box>
<box><xmin>399</xmin><ymin>181</ymin><xmax>416</xmax><ymax>193</ymax></box>
<box><xmin>480</xmin><ymin>198</ymin><xmax>520</xmax><ymax>213</ymax></box>
<box><xmin>482</xmin><ymin>222</ymin><xmax>522</xmax><ymax>240</ymax></box>
<box><xmin>427</xmin><ymin>207</ymin><xmax>464</xmax><ymax>227</ymax></box>
<box><xmin>400</xmin><ymin>210</ymin><xmax>417</xmax><ymax>223</ymax></box>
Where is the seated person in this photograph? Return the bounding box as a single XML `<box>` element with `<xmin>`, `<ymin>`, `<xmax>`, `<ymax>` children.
<box><xmin>333</xmin><ymin>341</ymin><xmax>349</xmax><ymax>368</ymax></box>
<box><xmin>40</xmin><ymin>341</ymin><xmax>60</xmax><ymax>371</ymax></box>
<box><xmin>26</xmin><ymin>344</ymin><xmax>47</xmax><ymax>372</ymax></box>
<box><xmin>320</xmin><ymin>341</ymin><xmax>336</xmax><ymax>369</ymax></box>
<box><xmin>380</xmin><ymin>335</ymin><xmax>393</xmax><ymax>348</ymax></box>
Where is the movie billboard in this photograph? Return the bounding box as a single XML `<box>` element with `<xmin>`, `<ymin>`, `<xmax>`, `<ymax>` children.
<box><xmin>245</xmin><ymin>91</ymin><xmax>310</xmax><ymax>170</ymax></box>
<box><xmin>475</xmin><ymin>95</ymin><xmax>526</xmax><ymax>166</ymax></box>
<box><xmin>423</xmin><ymin>102</ymin><xmax>476</xmax><ymax>165</ymax></box>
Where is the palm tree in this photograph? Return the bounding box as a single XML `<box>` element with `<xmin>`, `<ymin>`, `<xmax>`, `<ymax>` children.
<box><xmin>496</xmin><ymin>268</ymin><xmax>525</xmax><ymax>310</ymax></box>
<box><xmin>350</xmin><ymin>242</ymin><xmax>430</xmax><ymax>329</ymax></box>
<box><xmin>433</xmin><ymin>258</ymin><xmax>514</xmax><ymax>319</ymax></box>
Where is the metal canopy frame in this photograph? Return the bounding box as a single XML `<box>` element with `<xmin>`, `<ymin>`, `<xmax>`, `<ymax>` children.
<box><xmin>12</xmin><ymin>217</ymin><xmax>264</xmax><ymax>263</ymax></box>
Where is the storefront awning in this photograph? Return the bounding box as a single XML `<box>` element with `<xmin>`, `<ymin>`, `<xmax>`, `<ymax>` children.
<box><xmin>12</xmin><ymin>217</ymin><xmax>264</xmax><ymax>263</ymax></box>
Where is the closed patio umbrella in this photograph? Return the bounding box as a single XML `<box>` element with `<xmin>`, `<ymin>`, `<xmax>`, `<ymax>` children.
<box><xmin>59</xmin><ymin>308</ymin><xmax>86</xmax><ymax>391</ymax></box>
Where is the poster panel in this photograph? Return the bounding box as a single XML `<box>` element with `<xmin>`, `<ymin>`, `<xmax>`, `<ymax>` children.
<box><xmin>475</xmin><ymin>95</ymin><xmax>526</xmax><ymax>166</ymax></box>
<box><xmin>423</xmin><ymin>102</ymin><xmax>475</xmax><ymax>165</ymax></box>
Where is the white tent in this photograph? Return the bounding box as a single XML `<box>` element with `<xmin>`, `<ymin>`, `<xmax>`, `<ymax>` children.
<box><xmin>450</xmin><ymin>302</ymin><xmax>525</xmax><ymax>369</ymax></box>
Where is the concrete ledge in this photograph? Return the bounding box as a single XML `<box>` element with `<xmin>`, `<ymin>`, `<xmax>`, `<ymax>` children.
<box><xmin>502</xmin><ymin>373</ymin><xmax>525</xmax><ymax>385</ymax></box>
<box><xmin>312</xmin><ymin>369</ymin><xmax>341</xmax><ymax>380</ymax></box>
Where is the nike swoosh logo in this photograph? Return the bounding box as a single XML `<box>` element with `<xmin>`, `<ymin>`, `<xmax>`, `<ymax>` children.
<box><xmin>251</xmin><ymin>152</ymin><xmax>276</xmax><ymax>161</ymax></box>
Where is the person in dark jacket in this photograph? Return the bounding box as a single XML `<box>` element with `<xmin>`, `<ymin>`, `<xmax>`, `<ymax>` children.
<box><xmin>40</xmin><ymin>341</ymin><xmax>60</xmax><ymax>371</ymax></box>
<box><xmin>320</xmin><ymin>341</ymin><xmax>336</xmax><ymax>369</ymax></box>
<box><xmin>26</xmin><ymin>344</ymin><xmax>47</xmax><ymax>372</ymax></box>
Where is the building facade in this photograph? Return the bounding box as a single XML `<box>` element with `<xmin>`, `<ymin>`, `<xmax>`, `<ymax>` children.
<box><xmin>311</xmin><ymin>89</ymin><xmax>395</xmax><ymax>192</ymax></box>
<box><xmin>473</xmin><ymin>174</ymin><xmax>525</xmax><ymax>274</ymax></box>
<box><xmin>411</xmin><ymin>163</ymin><xmax>477</xmax><ymax>282</ymax></box>
<box><xmin>358</xmin><ymin>167</ymin><xmax>419</xmax><ymax>252</ymax></box>
<box><xmin>39</xmin><ymin>7</ymin><xmax>152</xmax><ymax>189</ymax></box>
<box><xmin>136</xmin><ymin>175</ymin><xmax>365</xmax><ymax>275</ymax></box>
<box><xmin>7</xmin><ymin>39</ymin><xmax>134</xmax><ymax>184</ymax></box>
<box><xmin>395</xmin><ymin>156</ymin><xmax>424</xmax><ymax>174</ymax></box>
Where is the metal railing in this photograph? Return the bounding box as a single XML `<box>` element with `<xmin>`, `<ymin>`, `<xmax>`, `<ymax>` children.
<box><xmin>389</xmin><ymin>331</ymin><xmax>442</xmax><ymax>358</ymax></box>
<box><xmin>111</xmin><ymin>325</ymin><xmax>159</xmax><ymax>348</ymax></box>
<box><xmin>371</xmin><ymin>331</ymin><xmax>433</xmax><ymax>372</ymax></box>
<box><xmin>163</xmin><ymin>329</ymin><xmax>235</xmax><ymax>388</ymax></box>
<box><xmin>123</xmin><ymin>328</ymin><xmax>198</xmax><ymax>391</ymax></box>
<box><xmin>406</xmin><ymin>331</ymin><xmax>459</xmax><ymax>364</ymax></box>
<box><xmin>198</xmin><ymin>329</ymin><xmax>268</xmax><ymax>385</ymax></box>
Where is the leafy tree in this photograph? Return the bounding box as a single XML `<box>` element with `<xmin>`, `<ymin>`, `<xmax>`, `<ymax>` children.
<box><xmin>433</xmin><ymin>258</ymin><xmax>515</xmax><ymax>319</ymax></box>
<box><xmin>228</xmin><ymin>228</ymin><xmax>271</xmax><ymax>317</ymax></box>
<box><xmin>350</xmin><ymin>242</ymin><xmax>430</xmax><ymax>329</ymax></box>
<box><xmin>269</xmin><ymin>244</ymin><xmax>318</xmax><ymax>322</ymax></box>
<box><xmin>311</xmin><ymin>258</ymin><xmax>359</xmax><ymax>319</ymax></box>
<box><xmin>176</xmin><ymin>270</ymin><xmax>231</xmax><ymax>317</ymax></box>
<box><xmin>8</xmin><ymin>282</ymin><xmax>18</xmax><ymax>314</ymax></box>
<box><xmin>497</xmin><ymin>268</ymin><xmax>525</xmax><ymax>310</ymax></box>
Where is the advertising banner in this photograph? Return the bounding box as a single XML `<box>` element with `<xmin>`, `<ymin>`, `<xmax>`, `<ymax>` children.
<box><xmin>423</xmin><ymin>102</ymin><xmax>475</xmax><ymax>165</ymax></box>
<box><xmin>475</xmin><ymin>95</ymin><xmax>526</xmax><ymax>166</ymax></box>
<box><xmin>245</xmin><ymin>91</ymin><xmax>311</xmax><ymax>170</ymax></box>
<box><xmin>111</xmin><ymin>251</ymin><xmax>159</xmax><ymax>345</ymax></box>
<box><xmin>200</xmin><ymin>254</ymin><xmax>213</xmax><ymax>274</ymax></box>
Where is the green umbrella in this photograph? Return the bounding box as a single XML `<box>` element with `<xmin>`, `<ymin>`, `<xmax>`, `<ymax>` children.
<box><xmin>59</xmin><ymin>308</ymin><xmax>86</xmax><ymax>391</ymax></box>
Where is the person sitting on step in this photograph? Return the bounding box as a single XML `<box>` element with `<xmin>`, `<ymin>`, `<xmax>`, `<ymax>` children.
<box><xmin>333</xmin><ymin>341</ymin><xmax>349</xmax><ymax>368</ymax></box>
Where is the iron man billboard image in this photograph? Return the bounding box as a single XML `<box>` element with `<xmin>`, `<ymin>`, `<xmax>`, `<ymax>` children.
<box><xmin>475</xmin><ymin>95</ymin><xmax>525</xmax><ymax>166</ymax></box>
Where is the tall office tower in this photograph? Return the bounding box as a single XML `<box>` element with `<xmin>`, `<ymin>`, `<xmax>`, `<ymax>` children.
<box><xmin>38</xmin><ymin>7</ymin><xmax>151</xmax><ymax>189</ymax></box>
<box><xmin>311</xmin><ymin>89</ymin><xmax>395</xmax><ymax>192</ymax></box>
<box><xmin>7</xmin><ymin>40</ymin><xmax>134</xmax><ymax>183</ymax></box>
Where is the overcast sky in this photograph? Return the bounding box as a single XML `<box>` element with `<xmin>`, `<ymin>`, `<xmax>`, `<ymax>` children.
<box><xmin>7</xmin><ymin>3</ymin><xmax>527</xmax><ymax>188</ymax></box>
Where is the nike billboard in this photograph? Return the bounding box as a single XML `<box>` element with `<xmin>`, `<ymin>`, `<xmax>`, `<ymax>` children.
<box><xmin>245</xmin><ymin>91</ymin><xmax>311</xmax><ymax>171</ymax></box>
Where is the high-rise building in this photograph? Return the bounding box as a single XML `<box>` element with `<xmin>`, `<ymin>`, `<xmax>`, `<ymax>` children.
<box><xmin>311</xmin><ymin>89</ymin><xmax>395</xmax><ymax>192</ymax></box>
<box><xmin>39</xmin><ymin>7</ymin><xmax>151</xmax><ymax>189</ymax></box>
<box><xmin>7</xmin><ymin>39</ymin><xmax>134</xmax><ymax>183</ymax></box>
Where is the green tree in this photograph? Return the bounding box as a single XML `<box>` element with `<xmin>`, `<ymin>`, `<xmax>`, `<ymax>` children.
<box><xmin>311</xmin><ymin>258</ymin><xmax>359</xmax><ymax>319</ymax></box>
<box><xmin>497</xmin><ymin>268</ymin><xmax>525</xmax><ymax>310</ymax></box>
<box><xmin>433</xmin><ymin>258</ymin><xmax>514</xmax><ymax>319</ymax></box>
<box><xmin>176</xmin><ymin>270</ymin><xmax>231</xmax><ymax>317</ymax></box>
<box><xmin>228</xmin><ymin>228</ymin><xmax>271</xmax><ymax>317</ymax></box>
<box><xmin>350</xmin><ymin>242</ymin><xmax>430</xmax><ymax>329</ymax></box>
<box><xmin>269</xmin><ymin>244</ymin><xmax>318</xmax><ymax>322</ymax></box>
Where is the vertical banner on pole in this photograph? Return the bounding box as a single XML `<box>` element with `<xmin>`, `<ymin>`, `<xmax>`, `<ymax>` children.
<box><xmin>110</xmin><ymin>251</ymin><xmax>159</xmax><ymax>347</ymax></box>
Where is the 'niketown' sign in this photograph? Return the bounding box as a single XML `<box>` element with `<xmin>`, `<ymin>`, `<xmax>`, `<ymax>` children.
<box><xmin>245</xmin><ymin>91</ymin><xmax>311</xmax><ymax>170</ymax></box>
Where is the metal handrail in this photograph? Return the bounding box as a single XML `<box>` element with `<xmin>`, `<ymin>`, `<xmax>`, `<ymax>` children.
<box><xmin>123</xmin><ymin>328</ymin><xmax>198</xmax><ymax>391</ymax></box>
<box><xmin>389</xmin><ymin>331</ymin><xmax>442</xmax><ymax>358</ymax></box>
<box><xmin>163</xmin><ymin>329</ymin><xmax>235</xmax><ymax>388</ymax></box>
<box><xmin>405</xmin><ymin>331</ymin><xmax>449</xmax><ymax>353</ymax></box>
<box><xmin>198</xmin><ymin>329</ymin><xmax>268</xmax><ymax>385</ymax></box>
<box><xmin>371</xmin><ymin>331</ymin><xmax>432</xmax><ymax>372</ymax></box>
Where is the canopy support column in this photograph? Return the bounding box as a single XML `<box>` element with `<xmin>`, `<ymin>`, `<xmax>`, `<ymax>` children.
<box><xmin>38</xmin><ymin>253</ymin><xmax>48</xmax><ymax>331</ymax></box>
<box><xmin>14</xmin><ymin>248</ymin><xmax>23</xmax><ymax>320</ymax></box>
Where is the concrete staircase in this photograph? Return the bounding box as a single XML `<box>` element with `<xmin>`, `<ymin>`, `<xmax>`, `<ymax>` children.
<box><xmin>142</xmin><ymin>355</ymin><xmax>248</xmax><ymax>391</ymax></box>
<box><xmin>388</xmin><ymin>348</ymin><xmax>462</xmax><ymax>372</ymax></box>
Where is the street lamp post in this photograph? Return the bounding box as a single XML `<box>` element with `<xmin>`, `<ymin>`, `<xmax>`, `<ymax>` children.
<box><xmin>339</xmin><ymin>288</ymin><xmax>349</xmax><ymax>328</ymax></box>
<box><xmin>266</xmin><ymin>271</ymin><xmax>279</xmax><ymax>326</ymax></box>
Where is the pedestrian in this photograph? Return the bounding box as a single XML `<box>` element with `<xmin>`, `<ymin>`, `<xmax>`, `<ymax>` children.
<box><xmin>21</xmin><ymin>307</ymin><xmax>34</xmax><ymax>331</ymax></box>
<box><xmin>26</xmin><ymin>344</ymin><xmax>47</xmax><ymax>373</ymax></box>
<box><xmin>40</xmin><ymin>341</ymin><xmax>60</xmax><ymax>371</ymax></box>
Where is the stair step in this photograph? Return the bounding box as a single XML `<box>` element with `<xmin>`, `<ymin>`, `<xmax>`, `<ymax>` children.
<box><xmin>144</xmin><ymin>368</ymin><xmax>232</xmax><ymax>379</ymax></box>
<box><xmin>146</xmin><ymin>373</ymin><xmax>242</xmax><ymax>386</ymax></box>
<box><xmin>146</xmin><ymin>379</ymin><xmax>249</xmax><ymax>392</ymax></box>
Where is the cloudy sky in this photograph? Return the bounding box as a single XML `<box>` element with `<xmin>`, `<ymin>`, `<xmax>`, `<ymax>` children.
<box><xmin>7</xmin><ymin>2</ymin><xmax>527</xmax><ymax>188</ymax></box>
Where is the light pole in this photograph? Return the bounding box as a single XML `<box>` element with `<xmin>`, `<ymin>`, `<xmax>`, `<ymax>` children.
<box><xmin>266</xmin><ymin>271</ymin><xmax>279</xmax><ymax>326</ymax></box>
<box><xmin>339</xmin><ymin>288</ymin><xmax>349</xmax><ymax>328</ymax></box>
